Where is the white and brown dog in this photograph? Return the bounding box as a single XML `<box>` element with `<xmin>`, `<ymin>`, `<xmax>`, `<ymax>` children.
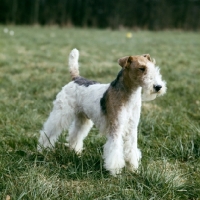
<box><xmin>38</xmin><ymin>49</ymin><xmax>166</xmax><ymax>175</ymax></box>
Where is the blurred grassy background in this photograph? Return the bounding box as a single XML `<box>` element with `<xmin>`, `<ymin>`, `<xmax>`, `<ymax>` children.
<box><xmin>0</xmin><ymin>26</ymin><xmax>199</xmax><ymax>199</ymax></box>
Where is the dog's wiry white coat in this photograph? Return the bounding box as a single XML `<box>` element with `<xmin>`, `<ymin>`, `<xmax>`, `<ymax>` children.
<box><xmin>38</xmin><ymin>49</ymin><xmax>166</xmax><ymax>175</ymax></box>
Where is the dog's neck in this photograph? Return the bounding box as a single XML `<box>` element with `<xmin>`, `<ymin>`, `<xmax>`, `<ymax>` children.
<box><xmin>100</xmin><ymin>69</ymin><xmax>141</xmax><ymax>115</ymax></box>
<box><xmin>111</xmin><ymin>69</ymin><xmax>141</xmax><ymax>93</ymax></box>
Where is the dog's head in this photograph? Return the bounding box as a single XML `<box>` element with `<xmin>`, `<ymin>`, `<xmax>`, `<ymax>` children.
<box><xmin>118</xmin><ymin>54</ymin><xmax>167</xmax><ymax>101</ymax></box>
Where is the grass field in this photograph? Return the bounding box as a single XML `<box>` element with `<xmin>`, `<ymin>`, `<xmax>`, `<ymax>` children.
<box><xmin>0</xmin><ymin>26</ymin><xmax>200</xmax><ymax>199</ymax></box>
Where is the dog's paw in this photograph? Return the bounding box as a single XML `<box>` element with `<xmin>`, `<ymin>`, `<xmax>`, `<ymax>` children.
<box><xmin>109</xmin><ymin>168</ymin><xmax>123</xmax><ymax>176</ymax></box>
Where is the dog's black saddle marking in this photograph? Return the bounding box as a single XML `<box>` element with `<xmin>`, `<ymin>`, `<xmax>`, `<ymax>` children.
<box><xmin>100</xmin><ymin>90</ymin><xmax>108</xmax><ymax>115</ymax></box>
<box><xmin>100</xmin><ymin>70</ymin><xmax>123</xmax><ymax>115</ymax></box>
<box><xmin>73</xmin><ymin>76</ymin><xmax>99</xmax><ymax>87</ymax></box>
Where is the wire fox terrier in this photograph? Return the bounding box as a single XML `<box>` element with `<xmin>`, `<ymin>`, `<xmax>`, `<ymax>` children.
<box><xmin>38</xmin><ymin>49</ymin><xmax>166</xmax><ymax>175</ymax></box>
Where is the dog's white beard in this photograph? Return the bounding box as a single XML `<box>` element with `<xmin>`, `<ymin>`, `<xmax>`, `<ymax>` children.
<box><xmin>142</xmin><ymin>92</ymin><xmax>157</xmax><ymax>101</ymax></box>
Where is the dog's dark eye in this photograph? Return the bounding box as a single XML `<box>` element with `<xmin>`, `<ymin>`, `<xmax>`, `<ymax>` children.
<box><xmin>139</xmin><ymin>67</ymin><xmax>145</xmax><ymax>72</ymax></box>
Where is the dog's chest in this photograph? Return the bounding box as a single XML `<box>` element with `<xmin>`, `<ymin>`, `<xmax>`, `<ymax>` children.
<box><xmin>122</xmin><ymin>88</ymin><xmax>142</xmax><ymax>118</ymax></box>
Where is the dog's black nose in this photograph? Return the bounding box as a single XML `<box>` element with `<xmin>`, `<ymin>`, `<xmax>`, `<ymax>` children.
<box><xmin>154</xmin><ymin>85</ymin><xmax>162</xmax><ymax>92</ymax></box>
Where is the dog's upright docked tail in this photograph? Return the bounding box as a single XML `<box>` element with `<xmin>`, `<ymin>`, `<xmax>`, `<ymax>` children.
<box><xmin>69</xmin><ymin>48</ymin><xmax>80</xmax><ymax>80</ymax></box>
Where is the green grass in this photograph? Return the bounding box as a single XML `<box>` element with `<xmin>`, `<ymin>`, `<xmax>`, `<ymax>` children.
<box><xmin>0</xmin><ymin>26</ymin><xmax>200</xmax><ymax>199</ymax></box>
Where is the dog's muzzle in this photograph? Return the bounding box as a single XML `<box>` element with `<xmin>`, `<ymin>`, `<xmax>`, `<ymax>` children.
<box><xmin>154</xmin><ymin>85</ymin><xmax>162</xmax><ymax>92</ymax></box>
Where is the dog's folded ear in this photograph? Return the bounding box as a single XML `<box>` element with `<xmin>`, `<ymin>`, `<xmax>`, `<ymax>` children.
<box><xmin>118</xmin><ymin>56</ymin><xmax>133</xmax><ymax>68</ymax></box>
<box><xmin>143</xmin><ymin>54</ymin><xmax>156</xmax><ymax>64</ymax></box>
<box><xmin>143</xmin><ymin>54</ymin><xmax>151</xmax><ymax>61</ymax></box>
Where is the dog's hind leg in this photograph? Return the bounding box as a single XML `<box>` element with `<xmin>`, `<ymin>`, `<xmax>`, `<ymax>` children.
<box><xmin>67</xmin><ymin>113</ymin><xmax>93</xmax><ymax>154</ymax></box>
<box><xmin>38</xmin><ymin>97</ymin><xmax>75</xmax><ymax>150</ymax></box>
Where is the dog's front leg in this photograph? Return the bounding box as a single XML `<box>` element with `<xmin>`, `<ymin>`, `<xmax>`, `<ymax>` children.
<box><xmin>103</xmin><ymin>130</ymin><xmax>125</xmax><ymax>176</ymax></box>
<box><xmin>123</xmin><ymin>125</ymin><xmax>142</xmax><ymax>172</ymax></box>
